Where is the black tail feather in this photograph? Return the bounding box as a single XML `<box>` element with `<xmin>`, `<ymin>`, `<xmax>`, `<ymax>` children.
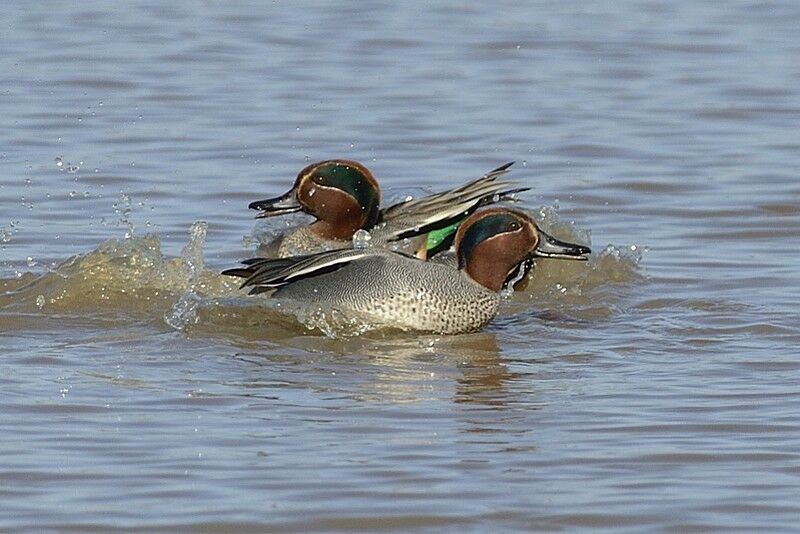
<box><xmin>221</xmin><ymin>268</ymin><xmax>254</xmax><ymax>279</ymax></box>
<box><xmin>491</xmin><ymin>161</ymin><xmax>515</xmax><ymax>174</ymax></box>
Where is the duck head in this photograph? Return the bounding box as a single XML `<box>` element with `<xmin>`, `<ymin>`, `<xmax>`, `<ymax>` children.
<box><xmin>249</xmin><ymin>159</ymin><xmax>381</xmax><ymax>240</ymax></box>
<box><xmin>455</xmin><ymin>208</ymin><xmax>591</xmax><ymax>292</ymax></box>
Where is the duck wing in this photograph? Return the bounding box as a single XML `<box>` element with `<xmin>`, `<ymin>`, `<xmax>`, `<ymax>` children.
<box><xmin>223</xmin><ymin>249</ymin><xmax>391</xmax><ymax>295</ymax></box>
<box><xmin>376</xmin><ymin>162</ymin><xmax>528</xmax><ymax>242</ymax></box>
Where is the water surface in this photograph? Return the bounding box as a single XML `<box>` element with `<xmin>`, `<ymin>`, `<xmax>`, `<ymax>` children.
<box><xmin>2</xmin><ymin>1</ymin><xmax>799</xmax><ymax>532</ymax></box>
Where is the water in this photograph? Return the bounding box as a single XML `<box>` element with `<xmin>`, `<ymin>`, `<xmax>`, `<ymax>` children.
<box><xmin>2</xmin><ymin>1</ymin><xmax>799</xmax><ymax>531</ymax></box>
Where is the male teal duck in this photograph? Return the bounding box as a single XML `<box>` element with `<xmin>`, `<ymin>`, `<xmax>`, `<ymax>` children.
<box><xmin>224</xmin><ymin>207</ymin><xmax>591</xmax><ymax>334</ymax></box>
<box><xmin>248</xmin><ymin>160</ymin><xmax>526</xmax><ymax>258</ymax></box>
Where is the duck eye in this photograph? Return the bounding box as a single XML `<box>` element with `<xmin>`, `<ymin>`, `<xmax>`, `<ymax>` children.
<box><xmin>509</xmin><ymin>222</ymin><xmax>520</xmax><ymax>231</ymax></box>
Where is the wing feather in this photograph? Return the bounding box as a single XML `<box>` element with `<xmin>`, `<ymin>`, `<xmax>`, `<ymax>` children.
<box><xmin>222</xmin><ymin>249</ymin><xmax>378</xmax><ymax>292</ymax></box>
<box><xmin>377</xmin><ymin>162</ymin><xmax>529</xmax><ymax>241</ymax></box>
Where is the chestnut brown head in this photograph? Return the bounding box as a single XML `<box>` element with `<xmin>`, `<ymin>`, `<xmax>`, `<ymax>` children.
<box><xmin>249</xmin><ymin>159</ymin><xmax>381</xmax><ymax>240</ymax></box>
<box><xmin>454</xmin><ymin>208</ymin><xmax>591</xmax><ymax>292</ymax></box>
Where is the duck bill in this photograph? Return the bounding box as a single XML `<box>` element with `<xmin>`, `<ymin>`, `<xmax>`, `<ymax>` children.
<box><xmin>248</xmin><ymin>189</ymin><xmax>302</xmax><ymax>218</ymax></box>
<box><xmin>533</xmin><ymin>230</ymin><xmax>591</xmax><ymax>260</ymax></box>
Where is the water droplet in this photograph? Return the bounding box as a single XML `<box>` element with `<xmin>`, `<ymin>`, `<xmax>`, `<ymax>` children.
<box><xmin>68</xmin><ymin>191</ymin><xmax>78</xmax><ymax>198</ymax></box>
<box><xmin>66</xmin><ymin>164</ymin><xmax>79</xmax><ymax>174</ymax></box>
<box><xmin>55</xmin><ymin>156</ymin><xmax>63</xmax><ymax>167</ymax></box>
<box><xmin>419</xmin><ymin>338</ymin><xmax>438</xmax><ymax>351</ymax></box>
<box><xmin>35</xmin><ymin>295</ymin><xmax>45</xmax><ymax>309</ymax></box>
<box><xmin>24</xmin><ymin>178</ymin><xmax>31</xmax><ymax>185</ymax></box>
<box><xmin>308</xmin><ymin>187</ymin><xmax>316</xmax><ymax>197</ymax></box>
<box><xmin>26</xmin><ymin>256</ymin><xmax>36</xmax><ymax>267</ymax></box>
<box><xmin>352</xmin><ymin>229</ymin><xmax>373</xmax><ymax>249</ymax></box>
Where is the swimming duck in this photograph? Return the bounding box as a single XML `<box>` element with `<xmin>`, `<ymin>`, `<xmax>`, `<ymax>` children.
<box><xmin>248</xmin><ymin>160</ymin><xmax>527</xmax><ymax>258</ymax></box>
<box><xmin>223</xmin><ymin>207</ymin><xmax>591</xmax><ymax>334</ymax></box>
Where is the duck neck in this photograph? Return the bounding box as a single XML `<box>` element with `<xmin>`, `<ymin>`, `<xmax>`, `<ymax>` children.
<box><xmin>310</xmin><ymin>216</ymin><xmax>364</xmax><ymax>241</ymax></box>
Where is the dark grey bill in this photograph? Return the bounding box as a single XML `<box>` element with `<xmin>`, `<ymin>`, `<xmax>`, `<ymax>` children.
<box><xmin>248</xmin><ymin>190</ymin><xmax>302</xmax><ymax>218</ymax></box>
<box><xmin>533</xmin><ymin>230</ymin><xmax>591</xmax><ymax>260</ymax></box>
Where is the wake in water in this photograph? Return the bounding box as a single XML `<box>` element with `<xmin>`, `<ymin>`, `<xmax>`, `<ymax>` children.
<box><xmin>0</xmin><ymin>206</ymin><xmax>644</xmax><ymax>339</ymax></box>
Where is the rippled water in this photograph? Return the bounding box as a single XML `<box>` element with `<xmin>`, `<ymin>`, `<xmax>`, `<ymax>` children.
<box><xmin>2</xmin><ymin>1</ymin><xmax>799</xmax><ymax>531</ymax></box>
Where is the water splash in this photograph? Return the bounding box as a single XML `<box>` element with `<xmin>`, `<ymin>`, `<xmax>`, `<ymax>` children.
<box><xmin>0</xmin><ymin>204</ymin><xmax>644</xmax><ymax>339</ymax></box>
<box><xmin>165</xmin><ymin>221</ymin><xmax>208</xmax><ymax>330</ymax></box>
<box><xmin>0</xmin><ymin>220</ymin><xmax>239</xmax><ymax>323</ymax></box>
<box><xmin>294</xmin><ymin>304</ymin><xmax>377</xmax><ymax>338</ymax></box>
<box><xmin>0</xmin><ymin>220</ymin><xmax>20</xmax><ymax>244</ymax></box>
<box><xmin>165</xmin><ymin>292</ymin><xmax>202</xmax><ymax>330</ymax></box>
<box><xmin>179</xmin><ymin>221</ymin><xmax>207</xmax><ymax>283</ymax></box>
<box><xmin>112</xmin><ymin>193</ymin><xmax>134</xmax><ymax>239</ymax></box>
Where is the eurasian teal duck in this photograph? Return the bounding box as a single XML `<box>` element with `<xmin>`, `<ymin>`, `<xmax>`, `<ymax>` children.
<box><xmin>223</xmin><ymin>207</ymin><xmax>591</xmax><ymax>334</ymax></box>
<box><xmin>248</xmin><ymin>160</ymin><xmax>527</xmax><ymax>258</ymax></box>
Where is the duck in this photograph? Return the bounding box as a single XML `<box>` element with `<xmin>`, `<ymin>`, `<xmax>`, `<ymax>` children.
<box><xmin>248</xmin><ymin>159</ymin><xmax>527</xmax><ymax>258</ymax></box>
<box><xmin>223</xmin><ymin>207</ymin><xmax>591</xmax><ymax>334</ymax></box>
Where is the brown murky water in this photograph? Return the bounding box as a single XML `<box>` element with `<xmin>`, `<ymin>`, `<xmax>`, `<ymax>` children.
<box><xmin>2</xmin><ymin>1</ymin><xmax>799</xmax><ymax>532</ymax></box>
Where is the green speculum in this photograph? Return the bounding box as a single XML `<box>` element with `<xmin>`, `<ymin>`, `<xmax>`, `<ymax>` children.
<box><xmin>425</xmin><ymin>222</ymin><xmax>460</xmax><ymax>252</ymax></box>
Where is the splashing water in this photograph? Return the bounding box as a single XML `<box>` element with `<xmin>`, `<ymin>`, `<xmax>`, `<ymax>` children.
<box><xmin>165</xmin><ymin>292</ymin><xmax>203</xmax><ymax>330</ymax></box>
<box><xmin>0</xmin><ymin>207</ymin><xmax>643</xmax><ymax>339</ymax></box>
<box><xmin>165</xmin><ymin>221</ymin><xmax>209</xmax><ymax>330</ymax></box>
<box><xmin>112</xmin><ymin>193</ymin><xmax>134</xmax><ymax>239</ymax></box>
<box><xmin>180</xmin><ymin>221</ymin><xmax>207</xmax><ymax>283</ymax></box>
<box><xmin>294</xmin><ymin>304</ymin><xmax>377</xmax><ymax>338</ymax></box>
